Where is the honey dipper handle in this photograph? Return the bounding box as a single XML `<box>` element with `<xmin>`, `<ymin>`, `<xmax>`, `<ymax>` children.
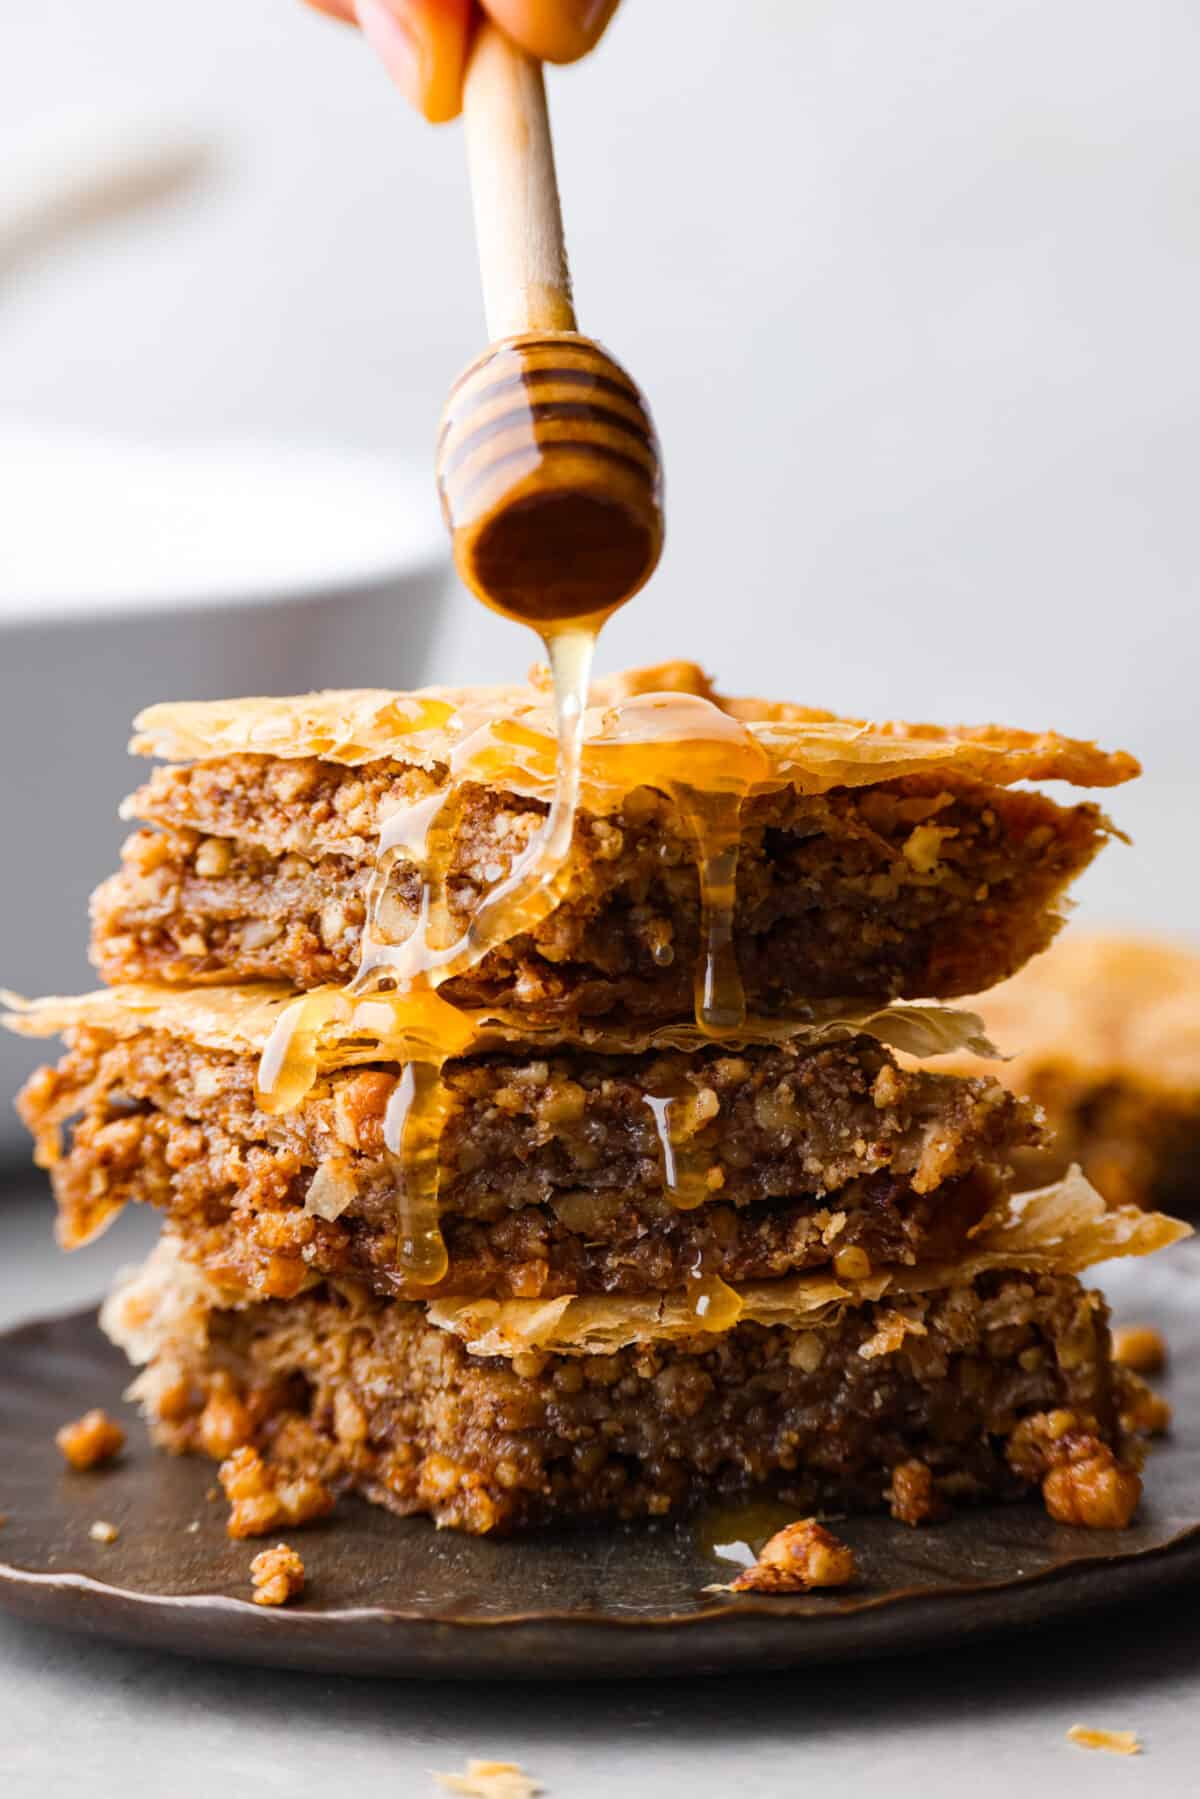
<box><xmin>461</xmin><ymin>20</ymin><xmax>577</xmax><ymax>340</ymax></box>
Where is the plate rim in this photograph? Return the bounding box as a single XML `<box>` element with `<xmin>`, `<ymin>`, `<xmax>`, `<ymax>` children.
<box><xmin>4</xmin><ymin>1304</ymin><xmax>1200</xmax><ymax>1679</ymax></box>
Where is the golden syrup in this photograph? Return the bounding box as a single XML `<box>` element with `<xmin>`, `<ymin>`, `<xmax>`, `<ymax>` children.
<box><xmin>256</xmin><ymin>981</ymin><xmax>480</xmax><ymax>1285</ymax></box>
<box><xmin>420</xmin><ymin>624</ymin><xmax>595</xmax><ymax>985</ymax></box>
<box><xmin>582</xmin><ymin>695</ymin><xmax>771</xmax><ymax>1034</ymax></box>
<box><xmin>677</xmin><ymin>788</ymin><xmax>747</xmax><ymax>1035</ymax></box>
<box><xmin>255</xmin><ymin>681</ymin><xmax>780</xmax><ymax>1283</ymax></box>
<box><xmin>644</xmin><ymin>1081</ymin><xmax>712</xmax><ymax>1210</ymax></box>
<box><xmin>383</xmin><ymin>1061</ymin><xmax>453</xmax><ymax>1286</ymax></box>
<box><xmin>348</xmin><ymin>682</ymin><xmax>776</xmax><ymax>1006</ymax></box>
<box><xmin>346</xmin><ymin>629</ymin><xmax>592</xmax><ymax>995</ymax></box>
<box><xmin>695</xmin><ymin>1498</ymin><xmax>806</xmax><ymax>1569</ymax></box>
<box><xmin>253</xmin><ymin>480</ymin><xmax>784</xmax><ymax>1296</ymax></box>
<box><xmin>354</xmin><ymin>790</ymin><xmax>450</xmax><ymax>985</ymax></box>
<box><xmin>682</xmin><ymin>1255</ymin><xmax>743</xmax><ymax>1333</ymax></box>
<box><xmin>256</xmin><ymin>629</ymin><xmax>599</xmax><ymax>1284</ymax></box>
<box><xmin>256</xmin><ymin>989</ymin><xmax>349</xmax><ymax>1115</ymax></box>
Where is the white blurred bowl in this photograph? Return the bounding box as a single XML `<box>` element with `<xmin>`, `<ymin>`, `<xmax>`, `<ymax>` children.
<box><xmin>0</xmin><ymin>431</ymin><xmax>450</xmax><ymax>1154</ymax></box>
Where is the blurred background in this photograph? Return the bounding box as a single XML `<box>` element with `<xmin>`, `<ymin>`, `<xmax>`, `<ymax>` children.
<box><xmin>2</xmin><ymin>0</ymin><xmax>1197</xmax><ymax>1133</ymax></box>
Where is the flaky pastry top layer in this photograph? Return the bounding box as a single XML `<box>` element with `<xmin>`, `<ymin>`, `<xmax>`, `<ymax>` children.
<box><xmin>128</xmin><ymin>660</ymin><xmax>1139</xmax><ymax>802</ymax></box>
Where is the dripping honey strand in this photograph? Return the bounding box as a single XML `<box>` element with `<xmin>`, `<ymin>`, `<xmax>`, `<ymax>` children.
<box><xmin>256</xmin><ymin>678</ymin><xmax>776</xmax><ymax>1288</ymax></box>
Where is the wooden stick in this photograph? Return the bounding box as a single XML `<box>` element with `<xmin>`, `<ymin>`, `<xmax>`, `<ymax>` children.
<box><xmin>461</xmin><ymin>20</ymin><xmax>577</xmax><ymax>341</ymax></box>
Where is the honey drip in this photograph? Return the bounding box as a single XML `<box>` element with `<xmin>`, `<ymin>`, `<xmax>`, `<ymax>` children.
<box><xmin>256</xmin><ymin>989</ymin><xmax>337</xmax><ymax>1117</ymax></box>
<box><xmin>255</xmin><ymin>635</ymin><xmax>775</xmax><ymax>1296</ymax></box>
<box><xmin>683</xmin><ymin>1257</ymin><xmax>743</xmax><ymax>1333</ymax></box>
<box><xmin>677</xmin><ymin>788</ymin><xmax>747</xmax><ymax>1035</ymax></box>
<box><xmin>582</xmin><ymin>695</ymin><xmax>770</xmax><ymax>1035</ymax></box>
<box><xmin>352</xmin><ymin>627</ymin><xmax>593</xmax><ymax>993</ymax></box>
<box><xmin>383</xmin><ymin>1061</ymin><xmax>453</xmax><ymax>1286</ymax></box>
<box><xmin>645</xmin><ymin>1082</ymin><xmax>711</xmax><ymax>1210</ymax></box>
<box><xmin>257</xmin><ymin>628</ymin><xmax>599</xmax><ymax>1285</ymax></box>
<box><xmin>695</xmin><ymin>1498</ymin><xmax>808</xmax><ymax>1569</ymax></box>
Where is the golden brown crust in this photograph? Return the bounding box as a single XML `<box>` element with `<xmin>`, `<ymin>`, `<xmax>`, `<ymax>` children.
<box><xmin>128</xmin><ymin>661</ymin><xmax>1139</xmax><ymax>793</ymax></box>
<box><xmin>103</xmin><ymin>1240</ymin><xmax>1139</xmax><ymax>1534</ymax></box>
<box><xmin>3</xmin><ymin>981</ymin><xmax>998</xmax><ymax>1078</ymax></box>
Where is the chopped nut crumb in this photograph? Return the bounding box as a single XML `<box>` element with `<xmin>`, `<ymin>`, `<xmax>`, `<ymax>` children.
<box><xmin>219</xmin><ymin>1445</ymin><xmax>334</xmax><ymax>1539</ymax></box>
<box><xmin>833</xmin><ymin>1246</ymin><xmax>872</xmax><ymax>1282</ymax></box>
<box><xmin>1043</xmin><ymin>1448</ymin><xmax>1142</xmax><ymax>1529</ymax></box>
<box><xmin>56</xmin><ymin>1409</ymin><xmax>126</xmax><ymax>1471</ymax></box>
<box><xmin>193</xmin><ymin>836</ymin><xmax>233</xmax><ymax>879</ymax></box>
<box><xmin>434</xmin><ymin>1761</ymin><xmax>541</xmax><ymax>1799</ymax></box>
<box><xmin>88</xmin><ymin>1520</ymin><xmax>119</xmax><ymax>1544</ymax></box>
<box><xmin>250</xmin><ymin>1542</ymin><xmax>305</xmax><ymax>1607</ymax></box>
<box><xmin>1119</xmin><ymin>1372</ymin><xmax>1172</xmax><ymax>1439</ymax></box>
<box><xmin>1067</xmin><ymin>1726</ymin><xmax>1141</xmax><ymax>1756</ymax></box>
<box><xmin>886</xmin><ymin>1458</ymin><xmax>949</xmax><ymax>1527</ymax></box>
<box><xmin>197</xmin><ymin>1374</ymin><xmax>255</xmax><ymax>1460</ymax></box>
<box><xmin>729</xmin><ymin>1519</ymin><xmax>857</xmax><ymax>1593</ymax></box>
<box><xmin>1007</xmin><ymin>1410</ymin><xmax>1143</xmax><ymax>1528</ymax></box>
<box><xmin>1112</xmin><ymin>1324</ymin><xmax>1166</xmax><ymax>1376</ymax></box>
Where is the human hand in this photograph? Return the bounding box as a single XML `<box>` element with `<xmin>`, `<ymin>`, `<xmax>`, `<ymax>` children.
<box><xmin>304</xmin><ymin>1</ymin><xmax>620</xmax><ymax>123</ymax></box>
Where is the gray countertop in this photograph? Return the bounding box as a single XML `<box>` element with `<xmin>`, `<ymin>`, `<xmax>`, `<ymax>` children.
<box><xmin>2</xmin><ymin>1171</ymin><xmax>1198</xmax><ymax>1797</ymax></box>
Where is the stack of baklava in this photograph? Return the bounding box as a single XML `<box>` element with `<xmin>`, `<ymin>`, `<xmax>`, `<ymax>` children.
<box><xmin>9</xmin><ymin>662</ymin><xmax>1185</xmax><ymax>1535</ymax></box>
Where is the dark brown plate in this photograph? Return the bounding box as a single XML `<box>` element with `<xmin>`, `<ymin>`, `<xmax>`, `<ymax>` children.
<box><xmin>2</xmin><ymin>1248</ymin><xmax>1199</xmax><ymax>1680</ymax></box>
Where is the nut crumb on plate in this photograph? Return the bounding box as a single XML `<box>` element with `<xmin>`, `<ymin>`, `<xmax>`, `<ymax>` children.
<box><xmin>1067</xmin><ymin>1726</ymin><xmax>1141</xmax><ymax>1755</ymax></box>
<box><xmin>250</xmin><ymin>1542</ymin><xmax>305</xmax><ymax>1607</ymax></box>
<box><xmin>89</xmin><ymin>1520</ymin><xmax>119</xmax><ymax>1544</ymax></box>
<box><xmin>1112</xmin><ymin>1324</ymin><xmax>1166</xmax><ymax>1375</ymax></box>
<box><xmin>1118</xmin><ymin>1372</ymin><xmax>1172</xmax><ymax>1439</ymax></box>
<box><xmin>885</xmin><ymin>1457</ymin><xmax>949</xmax><ymax>1527</ymax></box>
<box><xmin>56</xmin><ymin>1408</ymin><xmax>125</xmax><ymax>1470</ymax></box>
<box><xmin>433</xmin><ymin>1763</ymin><xmax>541</xmax><ymax>1799</ymax></box>
<box><xmin>1042</xmin><ymin>1446</ymin><xmax>1142</xmax><ymax>1529</ymax></box>
<box><xmin>728</xmin><ymin>1519</ymin><xmax>857</xmax><ymax>1593</ymax></box>
<box><xmin>1007</xmin><ymin>1411</ymin><xmax>1144</xmax><ymax>1528</ymax></box>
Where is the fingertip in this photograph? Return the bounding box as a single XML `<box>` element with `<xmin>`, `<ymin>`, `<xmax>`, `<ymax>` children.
<box><xmin>303</xmin><ymin>0</ymin><xmax>359</xmax><ymax>21</ymax></box>
<box><xmin>484</xmin><ymin>0</ymin><xmax>620</xmax><ymax>66</ymax></box>
<box><xmin>354</xmin><ymin>0</ymin><xmax>470</xmax><ymax>122</ymax></box>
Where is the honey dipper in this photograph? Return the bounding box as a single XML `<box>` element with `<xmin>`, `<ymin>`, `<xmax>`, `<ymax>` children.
<box><xmin>436</xmin><ymin>20</ymin><xmax>664</xmax><ymax>633</ymax></box>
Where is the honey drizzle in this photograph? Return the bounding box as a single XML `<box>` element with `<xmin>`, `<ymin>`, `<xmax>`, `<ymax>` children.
<box><xmin>696</xmin><ymin>1497</ymin><xmax>808</xmax><ymax>1568</ymax></box>
<box><xmin>676</xmin><ymin>787</ymin><xmax>747</xmax><ymax>1035</ymax></box>
<box><xmin>256</xmin><ymin>656</ymin><xmax>776</xmax><ymax>1298</ymax></box>
<box><xmin>257</xmin><ymin>631</ymin><xmax>598</xmax><ymax>1285</ymax></box>
<box><xmin>683</xmin><ymin>1254</ymin><xmax>743</xmax><ymax>1333</ymax></box>
<box><xmin>644</xmin><ymin>1081</ymin><xmax>711</xmax><ymax>1211</ymax></box>
<box><xmin>383</xmin><ymin>1060</ymin><xmax>453</xmax><ymax>1285</ymax></box>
